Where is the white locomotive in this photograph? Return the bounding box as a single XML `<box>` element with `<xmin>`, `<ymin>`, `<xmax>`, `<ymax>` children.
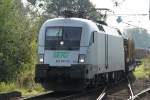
<box><xmin>35</xmin><ymin>16</ymin><xmax>135</xmax><ymax>91</ymax></box>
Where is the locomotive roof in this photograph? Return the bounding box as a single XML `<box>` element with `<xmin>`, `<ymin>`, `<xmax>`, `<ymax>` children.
<box><xmin>44</xmin><ymin>17</ymin><xmax>95</xmax><ymax>25</ymax></box>
<box><xmin>42</xmin><ymin>17</ymin><xmax>122</xmax><ymax>37</ymax></box>
<box><xmin>43</xmin><ymin>18</ymin><xmax>98</xmax><ymax>30</ymax></box>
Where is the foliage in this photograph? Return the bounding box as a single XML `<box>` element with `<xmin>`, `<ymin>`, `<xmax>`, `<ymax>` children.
<box><xmin>125</xmin><ymin>28</ymin><xmax>150</xmax><ymax>49</ymax></box>
<box><xmin>0</xmin><ymin>0</ymin><xmax>40</xmax><ymax>82</ymax></box>
<box><xmin>46</xmin><ymin>0</ymin><xmax>95</xmax><ymax>17</ymax></box>
<box><xmin>0</xmin><ymin>82</ymin><xmax>44</xmax><ymax>96</ymax></box>
<box><xmin>133</xmin><ymin>57</ymin><xmax>150</xmax><ymax>79</ymax></box>
<box><xmin>0</xmin><ymin>0</ymin><xmax>45</xmax><ymax>95</ymax></box>
<box><xmin>0</xmin><ymin>82</ymin><xmax>16</xmax><ymax>92</ymax></box>
<box><xmin>27</xmin><ymin>0</ymin><xmax>100</xmax><ymax>20</ymax></box>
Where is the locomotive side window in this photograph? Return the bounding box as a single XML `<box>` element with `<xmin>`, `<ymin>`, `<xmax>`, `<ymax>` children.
<box><xmin>89</xmin><ymin>31</ymin><xmax>95</xmax><ymax>46</ymax></box>
<box><xmin>45</xmin><ymin>27</ymin><xmax>82</xmax><ymax>50</ymax></box>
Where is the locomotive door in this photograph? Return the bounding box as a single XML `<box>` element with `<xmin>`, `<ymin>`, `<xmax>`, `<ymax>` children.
<box><xmin>105</xmin><ymin>34</ymin><xmax>108</xmax><ymax>69</ymax></box>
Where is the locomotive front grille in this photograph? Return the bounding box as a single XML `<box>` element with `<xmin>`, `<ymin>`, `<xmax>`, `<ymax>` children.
<box><xmin>35</xmin><ymin>64</ymin><xmax>87</xmax><ymax>83</ymax></box>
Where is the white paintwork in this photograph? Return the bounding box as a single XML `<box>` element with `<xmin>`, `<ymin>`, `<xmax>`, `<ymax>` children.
<box><xmin>38</xmin><ymin>18</ymin><xmax>99</xmax><ymax>67</ymax></box>
<box><xmin>38</xmin><ymin>18</ymin><xmax>99</xmax><ymax>54</ymax></box>
<box><xmin>86</xmin><ymin>26</ymin><xmax>125</xmax><ymax>79</ymax></box>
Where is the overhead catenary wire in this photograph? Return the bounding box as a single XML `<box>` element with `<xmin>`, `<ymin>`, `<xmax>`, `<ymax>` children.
<box><xmin>107</xmin><ymin>12</ymin><xmax>150</xmax><ymax>32</ymax></box>
<box><xmin>121</xmin><ymin>21</ymin><xmax>150</xmax><ymax>32</ymax></box>
<box><xmin>149</xmin><ymin>0</ymin><xmax>150</xmax><ymax>19</ymax></box>
<box><xmin>108</xmin><ymin>14</ymin><xmax>149</xmax><ymax>16</ymax></box>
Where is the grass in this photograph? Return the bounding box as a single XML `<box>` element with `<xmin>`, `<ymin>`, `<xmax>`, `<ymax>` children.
<box><xmin>17</xmin><ymin>84</ymin><xmax>45</xmax><ymax>96</ymax></box>
<box><xmin>0</xmin><ymin>82</ymin><xmax>16</xmax><ymax>93</ymax></box>
<box><xmin>0</xmin><ymin>82</ymin><xmax>45</xmax><ymax>96</ymax></box>
<box><xmin>133</xmin><ymin>57</ymin><xmax>150</xmax><ymax>79</ymax></box>
<box><xmin>0</xmin><ymin>70</ymin><xmax>45</xmax><ymax>96</ymax></box>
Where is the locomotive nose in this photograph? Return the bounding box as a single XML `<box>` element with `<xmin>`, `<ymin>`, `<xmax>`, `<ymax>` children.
<box><xmin>44</xmin><ymin>51</ymin><xmax>80</xmax><ymax>66</ymax></box>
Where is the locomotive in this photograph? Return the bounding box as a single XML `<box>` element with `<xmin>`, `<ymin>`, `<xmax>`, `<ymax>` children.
<box><xmin>35</xmin><ymin>12</ymin><xmax>135</xmax><ymax>91</ymax></box>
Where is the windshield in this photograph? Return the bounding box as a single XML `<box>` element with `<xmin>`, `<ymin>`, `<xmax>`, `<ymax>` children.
<box><xmin>45</xmin><ymin>27</ymin><xmax>82</xmax><ymax>50</ymax></box>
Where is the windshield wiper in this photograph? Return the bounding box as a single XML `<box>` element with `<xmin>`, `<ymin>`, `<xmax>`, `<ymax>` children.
<box><xmin>56</xmin><ymin>28</ymin><xmax>62</xmax><ymax>41</ymax></box>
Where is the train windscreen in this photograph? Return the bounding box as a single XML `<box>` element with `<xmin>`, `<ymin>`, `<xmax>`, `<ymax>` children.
<box><xmin>45</xmin><ymin>27</ymin><xmax>82</xmax><ymax>50</ymax></box>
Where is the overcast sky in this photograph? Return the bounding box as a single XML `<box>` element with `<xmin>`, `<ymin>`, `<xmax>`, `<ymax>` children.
<box><xmin>90</xmin><ymin>0</ymin><xmax>150</xmax><ymax>32</ymax></box>
<box><xmin>90</xmin><ymin>0</ymin><xmax>149</xmax><ymax>14</ymax></box>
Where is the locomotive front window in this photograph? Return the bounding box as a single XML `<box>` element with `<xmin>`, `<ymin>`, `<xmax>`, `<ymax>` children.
<box><xmin>63</xmin><ymin>27</ymin><xmax>81</xmax><ymax>41</ymax></box>
<box><xmin>46</xmin><ymin>27</ymin><xmax>62</xmax><ymax>40</ymax></box>
<box><xmin>45</xmin><ymin>27</ymin><xmax>82</xmax><ymax>50</ymax></box>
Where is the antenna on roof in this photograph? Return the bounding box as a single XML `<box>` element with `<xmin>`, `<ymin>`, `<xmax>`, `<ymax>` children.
<box><xmin>62</xmin><ymin>10</ymin><xmax>74</xmax><ymax>18</ymax></box>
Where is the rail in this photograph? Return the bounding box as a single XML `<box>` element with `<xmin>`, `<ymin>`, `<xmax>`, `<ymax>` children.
<box><xmin>105</xmin><ymin>75</ymin><xmax>150</xmax><ymax>100</ymax></box>
<box><xmin>127</xmin><ymin>76</ymin><xmax>150</xmax><ymax>100</ymax></box>
<box><xmin>58</xmin><ymin>87</ymin><xmax>104</xmax><ymax>100</ymax></box>
<box><xmin>127</xmin><ymin>77</ymin><xmax>134</xmax><ymax>100</ymax></box>
<box><xmin>0</xmin><ymin>91</ymin><xmax>21</xmax><ymax>100</ymax></box>
<box><xmin>128</xmin><ymin>87</ymin><xmax>150</xmax><ymax>100</ymax></box>
<box><xmin>24</xmin><ymin>75</ymin><xmax>150</xmax><ymax>100</ymax></box>
<box><xmin>23</xmin><ymin>87</ymin><xmax>105</xmax><ymax>100</ymax></box>
<box><xmin>96</xmin><ymin>87</ymin><xmax>107</xmax><ymax>100</ymax></box>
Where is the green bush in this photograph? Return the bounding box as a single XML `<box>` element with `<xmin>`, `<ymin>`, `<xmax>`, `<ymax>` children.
<box><xmin>133</xmin><ymin>57</ymin><xmax>150</xmax><ymax>79</ymax></box>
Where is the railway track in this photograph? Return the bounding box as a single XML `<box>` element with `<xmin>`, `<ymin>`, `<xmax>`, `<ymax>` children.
<box><xmin>1</xmin><ymin>75</ymin><xmax>149</xmax><ymax>100</ymax></box>
<box><xmin>23</xmin><ymin>74</ymin><xmax>150</xmax><ymax>100</ymax></box>
<box><xmin>23</xmin><ymin>84</ymin><xmax>113</xmax><ymax>100</ymax></box>
<box><xmin>0</xmin><ymin>91</ymin><xmax>22</xmax><ymax>100</ymax></box>
<box><xmin>127</xmin><ymin>79</ymin><xmax>150</xmax><ymax>100</ymax></box>
<box><xmin>24</xmin><ymin>91</ymin><xmax>79</xmax><ymax>100</ymax></box>
<box><xmin>105</xmin><ymin>75</ymin><xmax>150</xmax><ymax>100</ymax></box>
<box><xmin>96</xmin><ymin>87</ymin><xmax>107</xmax><ymax>100</ymax></box>
<box><xmin>23</xmin><ymin>88</ymin><xmax>104</xmax><ymax>100</ymax></box>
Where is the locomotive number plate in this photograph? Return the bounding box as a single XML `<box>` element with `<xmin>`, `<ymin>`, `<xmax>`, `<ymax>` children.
<box><xmin>53</xmin><ymin>52</ymin><xmax>69</xmax><ymax>59</ymax></box>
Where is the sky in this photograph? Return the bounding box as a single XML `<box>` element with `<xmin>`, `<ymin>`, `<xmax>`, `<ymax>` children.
<box><xmin>22</xmin><ymin>0</ymin><xmax>150</xmax><ymax>33</ymax></box>
<box><xmin>90</xmin><ymin>0</ymin><xmax>150</xmax><ymax>33</ymax></box>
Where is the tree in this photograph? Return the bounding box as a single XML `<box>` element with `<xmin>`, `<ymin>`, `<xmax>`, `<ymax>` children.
<box><xmin>46</xmin><ymin>0</ymin><xmax>97</xmax><ymax>18</ymax></box>
<box><xmin>125</xmin><ymin>28</ymin><xmax>150</xmax><ymax>49</ymax></box>
<box><xmin>27</xmin><ymin>0</ymin><xmax>100</xmax><ymax>20</ymax></box>
<box><xmin>0</xmin><ymin>0</ymin><xmax>39</xmax><ymax>81</ymax></box>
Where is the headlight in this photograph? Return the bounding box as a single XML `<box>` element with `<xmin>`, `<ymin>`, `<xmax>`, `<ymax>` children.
<box><xmin>78</xmin><ymin>54</ymin><xmax>86</xmax><ymax>63</ymax></box>
<box><xmin>60</xmin><ymin>41</ymin><xmax>64</xmax><ymax>46</ymax></box>
<box><xmin>39</xmin><ymin>54</ymin><xmax>44</xmax><ymax>63</ymax></box>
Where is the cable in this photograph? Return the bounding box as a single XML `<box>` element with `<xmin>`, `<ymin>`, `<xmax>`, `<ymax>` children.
<box><xmin>108</xmin><ymin>14</ymin><xmax>149</xmax><ymax>16</ymax></box>
<box><xmin>122</xmin><ymin>21</ymin><xmax>150</xmax><ymax>32</ymax></box>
